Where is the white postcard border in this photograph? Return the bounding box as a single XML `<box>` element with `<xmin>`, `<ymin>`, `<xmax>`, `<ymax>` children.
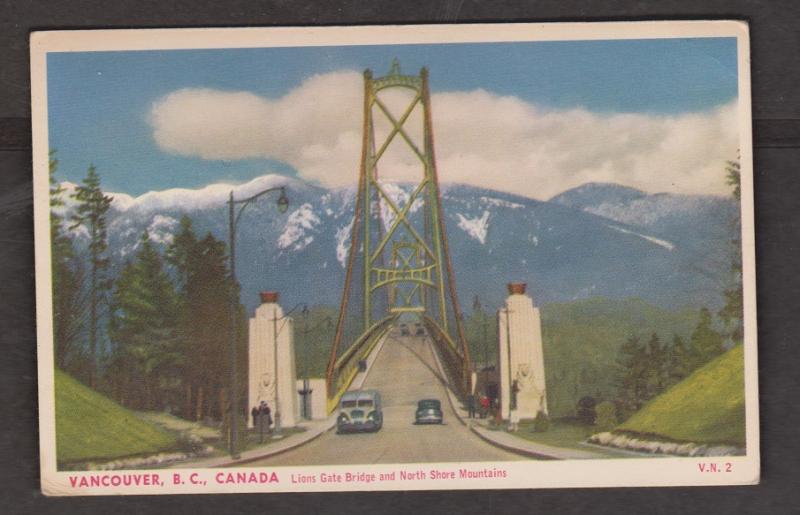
<box><xmin>30</xmin><ymin>20</ymin><xmax>759</xmax><ymax>496</ymax></box>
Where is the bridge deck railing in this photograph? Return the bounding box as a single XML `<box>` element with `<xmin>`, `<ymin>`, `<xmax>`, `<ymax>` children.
<box><xmin>422</xmin><ymin>315</ymin><xmax>470</xmax><ymax>400</ymax></box>
<box><xmin>326</xmin><ymin>315</ymin><xmax>398</xmax><ymax>414</ymax></box>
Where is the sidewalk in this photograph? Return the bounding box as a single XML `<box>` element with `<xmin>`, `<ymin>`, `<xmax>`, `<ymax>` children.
<box><xmin>441</xmin><ymin>377</ymin><xmax>608</xmax><ymax>460</ymax></box>
<box><xmin>173</xmin><ymin>330</ymin><xmax>392</xmax><ymax>468</ymax></box>
<box><xmin>178</xmin><ymin>416</ymin><xmax>336</xmax><ymax>468</ymax></box>
<box><xmin>427</xmin><ymin>340</ymin><xmax>621</xmax><ymax>460</ymax></box>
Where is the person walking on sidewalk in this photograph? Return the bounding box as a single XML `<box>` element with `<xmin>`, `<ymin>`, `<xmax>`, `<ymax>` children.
<box><xmin>480</xmin><ymin>395</ymin><xmax>490</xmax><ymax>419</ymax></box>
<box><xmin>261</xmin><ymin>401</ymin><xmax>273</xmax><ymax>433</ymax></box>
<box><xmin>467</xmin><ymin>393</ymin><xmax>477</xmax><ymax>418</ymax></box>
<box><xmin>251</xmin><ymin>405</ymin><xmax>259</xmax><ymax>429</ymax></box>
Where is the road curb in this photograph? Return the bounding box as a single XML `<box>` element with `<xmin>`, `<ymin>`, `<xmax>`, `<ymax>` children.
<box><xmin>199</xmin><ymin>332</ymin><xmax>393</xmax><ymax>468</ymax></box>
<box><xmin>220</xmin><ymin>419</ymin><xmax>337</xmax><ymax>467</ymax></box>
<box><xmin>468</xmin><ymin>425</ymin><xmax>560</xmax><ymax>460</ymax></box>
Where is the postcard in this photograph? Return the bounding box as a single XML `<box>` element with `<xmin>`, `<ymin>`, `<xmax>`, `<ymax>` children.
<box><xmin>31</xmin><ymin>21</ymin><xmax>758</xmax><ymax>495</ymax></box>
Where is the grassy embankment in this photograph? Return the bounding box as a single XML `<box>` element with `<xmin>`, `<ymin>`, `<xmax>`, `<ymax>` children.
<box><xmin>55</xmin><ymin>369</ymin><xmax>178</xmax><ymax>465</ymax></box>
<box><xmin>506</xmin><ymin>346</ymin><xmax>745</xmax><ymax>454</ymax></box>
<box><xmin>56</xmin><ymin>369</ymin><xmax>303</xmax><ymax>467</ymax></box>
<box><xmin>617</xmin><ymin>344</ymin><xmax>746</xmax><ymax>447</ymax></box>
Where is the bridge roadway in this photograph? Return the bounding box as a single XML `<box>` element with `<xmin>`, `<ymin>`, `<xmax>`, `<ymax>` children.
<box><xmin>246</xmin><ymin>331</ymin><xmax>524</xmax><ymax>466</ymax></box>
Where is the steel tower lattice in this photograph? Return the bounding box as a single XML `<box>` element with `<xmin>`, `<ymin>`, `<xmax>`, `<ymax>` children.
<box><xmin>326</xmin><ymin>60</ymin><xmax>472</xmax><ymax>406</ymax></box>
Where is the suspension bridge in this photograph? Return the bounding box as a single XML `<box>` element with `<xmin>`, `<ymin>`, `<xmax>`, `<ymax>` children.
<box><xmin>324</xmin><ymin>59</ymin><xmax>473</xmax><ymax>414</ymax></box>
<box><xmin>241</xmin><ymin>61</ymin><xmax>539</xmax><ymax>465</ymax></box>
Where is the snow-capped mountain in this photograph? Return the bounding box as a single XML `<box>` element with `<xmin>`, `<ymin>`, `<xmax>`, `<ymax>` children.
<box><xmin>551</xmin><ymin>182</ymin><xmax>738</xmax><ymax>247</ymax></box>
<box><xmin>64</xmin><ymin>176</ymin><xmax>738</xmax><ymax>314</ymax></box>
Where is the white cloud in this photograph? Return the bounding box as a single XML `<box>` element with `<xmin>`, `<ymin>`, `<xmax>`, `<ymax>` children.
<box><xmin>149</xmin><ymin>71</ymin><xmax>739</xmax><ymax>200</ymax></box>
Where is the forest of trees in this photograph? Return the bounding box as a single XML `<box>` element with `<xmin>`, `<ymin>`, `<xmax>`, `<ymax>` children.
<box><xmin>105</xmin><ymin>218</ymin><xmax>248</xmax><ymax>421</ymax></box>
<box><xmin>613</xmin><ymin>308</ymin><xmax>727</xmax><ymax>419</ymax></box>
<box><xmin>612</xmin><ymin>158</ymin><xmax>743</xmax><ymax>422</ymax></box>
<box><xmin>463</xmin><ymin>295</ymin><xmax>498</xmax><ymax>369</ymax></box>
<box><xmin>50</xmin><ymin>158</ymin><xmax>248</xmax><ymax>422</ymax></box>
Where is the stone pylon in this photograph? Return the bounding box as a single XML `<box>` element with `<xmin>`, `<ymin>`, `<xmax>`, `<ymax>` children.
<box><xmin>497</xmin><ymin>282</ymin><xmax>548</xmax><ymax>421</ymax></box>
<box><xmin>247</xmin><ymin>291</ymin><xmax>298</xmax><ymax>429</ymax></box>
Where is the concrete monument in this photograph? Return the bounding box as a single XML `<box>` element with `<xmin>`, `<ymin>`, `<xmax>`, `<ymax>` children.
<box><xmin>247</xmin><ymin>291</ymin><xmax>299</xmax><ymax>429</ymax></box>
<box><xmin>497</xmin><ymin>282</ymin><xmax>548</xmax><ymax>421</ymax></box>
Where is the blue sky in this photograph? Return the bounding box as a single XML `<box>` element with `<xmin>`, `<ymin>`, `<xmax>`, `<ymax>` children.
<box><xmin>47</xmin><ymin>38</ymin><xmax>738</xmax><ymax>197</ymax></box>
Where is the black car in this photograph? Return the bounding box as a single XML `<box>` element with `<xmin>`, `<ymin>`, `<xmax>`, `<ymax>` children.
<box><xmin>399</xmin><ymin>323</ymin><xmax>410</xmax><ymax>336</ymax></box>
<box><xmin>414</xmin><ymin>323</ymin><xmax>425</xmax><ymax>336</ymax></box>
<box><xmin>414</xmin><ymin>399</ymin><xmax>443</xmax><ymax>424</ymax></box>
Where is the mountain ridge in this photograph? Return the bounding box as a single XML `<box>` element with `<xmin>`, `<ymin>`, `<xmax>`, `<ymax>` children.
<box><xmin>59</xmin><ymin>175</ymin><xmax>737</xmax><ymax>314</ymax></box>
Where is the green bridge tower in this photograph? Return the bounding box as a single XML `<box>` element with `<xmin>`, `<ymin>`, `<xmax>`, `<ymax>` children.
<box><xmin>326</xmin><ymin>60</ymin><xmax>473</xmax><ymax>404</ymax></box>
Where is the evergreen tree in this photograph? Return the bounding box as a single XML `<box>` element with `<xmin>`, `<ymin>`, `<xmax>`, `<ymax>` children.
<box><xmin>70</xmin><ymin>165</ymin><xmax>113</xmax><ymax>388</ymax></box>
<box><xmin>172</xmin><ymin>230</ymin><xmax>241</xmax><ymax>421</ymax></box>
<box><xmin>166</xmin><ymin>215</ymin><xmax>200</xmax><ymax>418</ymax></box>
<box><xmin>643</xmin><ymin>333</ymin><xmax>667</xmax><ymax>400</ymax></box>
<box><xmin>465</xmin><ymin>295</ymin><xmax>496</xmax><ymax>369</ymax></box>
<box><xmin>689</xmin><ymin>307</ymin><xmax>724</xmax><ymax>371</ymax></box>
<box><xmin>725</xmin><ymin>159</ymin><xmax>741</xmax><ymax>202</ymax></box>
<box><xmin>719</xmin><ymin>159</ymin><xmax>743</xmax><ymax>342</ymax></box>
<box><xmin>109</xmin><ymin>231</ymin><xmax>181</xmax><ymax>409</ymax></box>
<box><xmin>666</xmin><ymin>334</ymin><xmax>691</xmax><ymax>387</ymax></box>
<box><xmin>49</xmin><ymin>151</ymin><xmax>88</xmax><ymax>372</ymax></box>
<box><xmin>166</xmin><ymin>215</ymin><xmax>199</xmax><ymax>294</ymax></box>
<box><xmin>615</xmin><ymin>335</ymin><xmax>648</xmax><ymax>415</ymax></box>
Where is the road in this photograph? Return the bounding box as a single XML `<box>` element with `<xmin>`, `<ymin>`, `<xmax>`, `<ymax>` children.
<box><xmin>246</xmin><ymin>332</ymin><xmax>524</xmax><ymax>466</ymax></box>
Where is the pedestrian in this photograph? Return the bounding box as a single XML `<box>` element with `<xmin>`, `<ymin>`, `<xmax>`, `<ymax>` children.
<box><xmin>251</xmin><ymin>405</ymin><xmax>259</xmax><ymax>429</ymax></box>
<box><xmin>480</xmin><ymin>395</ymin><xmax>490</xmax><ymax>419</ymax></box>
<box><xmin>467</xmin><ymin>393</ymin><xmax>476</xmax><ymax>418</ymax></box>
<box><xmin>262</xmin><ymin>402</ymin><xmax>273</xmax><ymax>432</ymax></box>
<box><xmin>509</xmin><ymin>409</ymin><xmax>521</xmax><ymax>432</ymax></box>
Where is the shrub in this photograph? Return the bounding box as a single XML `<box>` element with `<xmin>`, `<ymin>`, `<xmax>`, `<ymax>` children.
<box><xmin>176</xmin><ymin>432</ymin><xmax>205</xmax><ymax>454</ymax></box>
<box><xmin>576</xmin><ymin>396</ymin><xmax>597</xmax><ymax>425</ymax></box>
<box><xmin>532</xmin><ymin>411</ymin><xmax>550</xmax><ymax>433</ymax></box>
<box><xmin>594</xmin><ymin>401</ymin><xmax>619</xmax><ymax>431</ymax></box>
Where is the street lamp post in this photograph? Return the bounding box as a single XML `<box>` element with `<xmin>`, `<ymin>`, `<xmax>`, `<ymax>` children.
<box><xmin>296</xmin><ymin>308</ymin><xmax>334</xmax><ymax>420</ymax></box>
<box><xmin>502</xmin><ymin>304</ymin><xmax>514</xmax><ymax>421</ymax></box>
<box><xmin>227</xmin><ymin>186</ymin><xmax>289</xmax><ymax>459</ymax></box>
<box><xmin>269</xmin><ymin>301</ymin><xmax>307</xmax><ymax>437</ymax></box>
<box><xmin>300</xmin><ymin>306</ymin><xmax>310</xmax><ymax>420</ymax></box>
<box><xmin>271</xmin><ymin>305</ymin><xmax>280</xmax><ymax>436</ymax></box>
<box><xmin>472</xmin><ymin>296</ymin><xmax>489</xmax><ymax>386</ymax></box>
<box><xmin>301</xmin><ymin>305</ymin><xmax>310</xmax><ymax>380</ymax></box>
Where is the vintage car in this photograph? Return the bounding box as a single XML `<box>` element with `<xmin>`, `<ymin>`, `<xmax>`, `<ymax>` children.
<box><xmin>414</xmin><ymin>398</ymin><xmax>443</xmax><ymax>424</ymax></box>
<box><xmin>336</xmin><ymin>390</ymin><xmax>383</xmax><ymax>433</ymax></box>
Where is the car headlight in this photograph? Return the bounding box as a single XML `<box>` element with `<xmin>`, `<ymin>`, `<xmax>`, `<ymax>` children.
<box><xmin>367</xmin><ymin>411</ymin><xmax>377</xmax><ymax>420</ymax></box>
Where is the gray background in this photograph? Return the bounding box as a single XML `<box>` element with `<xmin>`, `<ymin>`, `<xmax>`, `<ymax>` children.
<box><xmin>1</xmin><ymin>1</ymin><xmax>798</xmax><ymax>513</ymax></box>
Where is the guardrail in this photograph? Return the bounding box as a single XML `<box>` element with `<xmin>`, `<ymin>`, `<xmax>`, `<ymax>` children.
<box><xmin>326</xmin><ymin>315</ymin><xmax>398</xmax><ymax>413</ymax></box>
<box><xmin>422</xmin><ymin>315</ymin><xmax>470</xmax><ymax>399</ymax></box>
